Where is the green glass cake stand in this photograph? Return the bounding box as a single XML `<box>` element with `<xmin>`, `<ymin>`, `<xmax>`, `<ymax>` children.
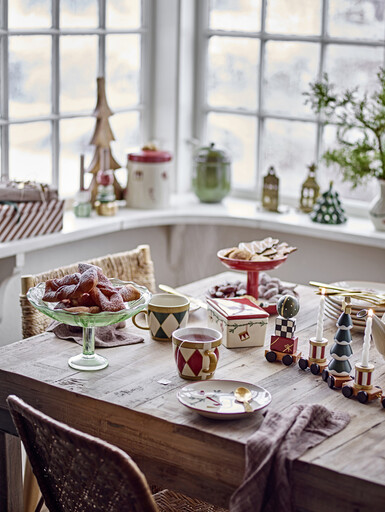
<box><xmin>27</xmin><ymin>279</ymin><xmax>152</xmax><ymax>371</ymax></box>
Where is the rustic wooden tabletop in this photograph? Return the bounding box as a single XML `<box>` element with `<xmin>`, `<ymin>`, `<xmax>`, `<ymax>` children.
<box><xmin>1</xmin><ymin>271</ymin><xmax>384</xmax><ymax>512</ymax></box>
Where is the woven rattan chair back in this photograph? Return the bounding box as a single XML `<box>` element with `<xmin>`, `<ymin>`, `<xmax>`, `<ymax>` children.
<box><xmin>20</xmin><ymin>244</ymin><xmax>156</xmax><ymax>338</ymax></box>
<box><xmin>7</xmin><ymin>395</ymin><xmax>159</xmax><ymax>512</ymax></box>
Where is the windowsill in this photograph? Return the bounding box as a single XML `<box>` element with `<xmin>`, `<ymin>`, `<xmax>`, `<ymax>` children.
<box><xmin>0</xmin><ymin>193</ymin><xmax>384</xmax><ymax>260</ymax></box>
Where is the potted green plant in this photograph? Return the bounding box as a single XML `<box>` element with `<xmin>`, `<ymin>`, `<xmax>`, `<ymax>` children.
<box><xmin>304</xmin><ymin>68</ymin><xmax>385</xmax><ymax>231</ymax></box>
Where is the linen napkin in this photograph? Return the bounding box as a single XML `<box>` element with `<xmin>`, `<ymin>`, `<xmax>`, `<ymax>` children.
<box><xmin>230</xmin><ymin>404</ymin><xmax>350</xmax><ymax>512</ymax></box>
<box><xmin>47</xmin><ymin>321</ymin><xmax>144</xmax><ymax>347</ymax></box>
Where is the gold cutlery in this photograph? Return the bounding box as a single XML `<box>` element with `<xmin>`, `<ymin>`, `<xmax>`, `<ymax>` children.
<box><xmin>158</xmin><ymin>284</ymin><xmax>207</xmax><ymax>310</ymax></box>
<box><xmin>309</xmin><ymin>281</ymin><xmax>385</xmax><ymax>306</ymax></box>
<box><xmin>234</xmin><ymin>386</ymin><xmax>253</xmax><ymax>412</ymax></box>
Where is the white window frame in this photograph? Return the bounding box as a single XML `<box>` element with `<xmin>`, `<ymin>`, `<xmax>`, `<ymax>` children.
<box><xmin>0</xmin><ymin>0</ymin><xmax>152</xmax><ymax>192</ymax></box>
<box><xmin>194</xmin><ymin>0</ymin><xmax>385</xmax><ymax>211</ymax></box>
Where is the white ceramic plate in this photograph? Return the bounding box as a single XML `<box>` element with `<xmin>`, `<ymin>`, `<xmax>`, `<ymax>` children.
<box><xmin>324</xmin><ymin>307</ymin><xmax>365</xmax><ymax>332</ymax></box>
<box><xmin>177</xmin><ymin>379</ymin><xmax>271</xmax><ymax>420</ymax></box>
<box><xmin>326</xmin><ymin>281</ymin><xmax>385</xmax><ymax>311</ymax></box>
<box><xmin>325</xmin><ymin>299</ymin><xmax>366</xmax><ymax>324</ymax></box>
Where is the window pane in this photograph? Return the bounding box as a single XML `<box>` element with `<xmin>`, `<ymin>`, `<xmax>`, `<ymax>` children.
<box><xmin>60</xmin><ymin>36</ymin><xmax>98</xmax><ymax>113</ymax></box>
<box><xmin>109</xmin><ymin>111</ymin><xmax>141</xmax><ymax>187</ymax></box>
<box><xmin>266</xmin><ymin>0</ymin><xmax>322</xmax><ymax>35</ymax></box>
<box><xmin>328</xmin><ymin>0</ymin><xmax>385</xmax><ymax>40</ymax></box>
<box><xmin>324</xmin><ymin>45</ymin><xmax>383</xmax><ymax>96</ymax></box>
<box><xmin>9</xmin><ymin>0</ymin><xmax>51</xmax><ymax>29</ymax></box>
<box><xmin>321</xmin><ymin>125</ymin><xmax>377</xmax><ymax>202</ymax></box>
<box><xmin>9</xmin><ymin>36</ymin><xmax>51</xmax><ymax>119</ymax></box>
<box><xmin>209</xmin><ymin>0</ymin><xmax>262</xmax><ymax>32</ymax></box>
<box><xmin>9</xmin><ymin>122</ymin><xmax>51</xmax><ymax>183</ymax></box>
<box><xmin>61</xmin><ymin>0</ymin><xmax>98</xmax><ymax>29</ymax></box>
<box><xmin>106</xmin><ymin>35</ymin><xmax>140</xmax><ymax>109</ymax></box>
<box><xmin>106</xmin><ymin>0</ymin><xmax>141</xmax><ymax>29</ymax></box>
<box><xmin>59</xmin><ymin>117</ymin><xmax>95</xmax><ymax>198</ymax></box>
<box><xmin>207</xmin><ymin>113</ymin><xmax>257</xmax><ymax>189</ymax></box>
<box><xmin>261</xmin><ymin>119</ymin><xmax>317</xmax><ymax>198</ymax></box>
<box><xmin>264</xmin><ymin>41</ymin><xmax>318</xmax><ymax>117</ymax></box>
<box><xmin>208</xmin><ymin>37</ymin><xmax>259</xmax><ymax>110</ymax></box>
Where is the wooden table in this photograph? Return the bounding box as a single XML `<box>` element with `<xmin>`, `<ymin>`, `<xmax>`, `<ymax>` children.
<box><xmin>1</xmin><ymin>271</ymin><xmax>385</xmax><ymax>512</ymax></box>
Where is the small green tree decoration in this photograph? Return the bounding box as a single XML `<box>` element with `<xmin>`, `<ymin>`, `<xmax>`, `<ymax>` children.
<box><xmin>304</xmin><ymin>68</ymin><xmax>385</xmax><ymax>188</ymax></box>
<box><xmin>310</xmin><ymin>181</ymin><xmax>346</xmax><ymax>225</ymax></box>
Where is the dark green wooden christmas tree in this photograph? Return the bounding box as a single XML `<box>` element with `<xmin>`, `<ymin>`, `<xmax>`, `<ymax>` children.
<box><xmin>327</xmin><ymin>297</ymin><xmax>353</xmax><ymax>377</ymax></box>
<box><xmin>310</xmin><ymin>181</ymin><xmax>346</xmax><ymax>224</ymax></box>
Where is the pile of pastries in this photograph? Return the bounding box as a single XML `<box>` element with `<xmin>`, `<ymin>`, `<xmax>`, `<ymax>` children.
<box><xmin>42</xmin><ymin>263</ymin><xmax>141</xmax><ymax>313</ymax></box>
<box><xmin>208</xmin><ymin>272</ymin><xmax>298</xmax><ymax>303</ymax></box>
<box><xmin>222</xmin><ymin>237</ymin><xmax>297</xmax><ymax>262</ymax></box>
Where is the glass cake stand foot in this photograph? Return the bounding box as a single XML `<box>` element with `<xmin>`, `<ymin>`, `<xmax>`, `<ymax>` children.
<box><xmin>68</xmin><ymin>326</ymin><xmax>109</xmax><ymax>371</ymax></box>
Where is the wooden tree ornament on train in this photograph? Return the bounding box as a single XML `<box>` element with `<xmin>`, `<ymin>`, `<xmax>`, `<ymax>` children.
<box><xmin>321</xmin><ymin>297</ymin><xmax>354</xmax><ymax>389</ymax></box>
<box><xmin>265</xmin><ymin>295</ymin><xmax>301</xmax><ymax>366</ymax></box>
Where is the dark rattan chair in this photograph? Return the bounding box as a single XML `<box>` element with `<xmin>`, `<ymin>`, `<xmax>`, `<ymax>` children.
<box><xmin>7</xmin><ymin>395</ymin><xmax>228</xmax><ymax>512</ymax></box>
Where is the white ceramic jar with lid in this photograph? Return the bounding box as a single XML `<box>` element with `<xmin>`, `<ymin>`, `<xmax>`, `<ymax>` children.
<box><xmin>126</xmin><ymin>145</ymin><xmax>172</xmax><ymax>209</ymax></box>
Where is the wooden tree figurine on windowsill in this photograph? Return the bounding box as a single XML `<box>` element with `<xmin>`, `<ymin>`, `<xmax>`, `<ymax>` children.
<box><xmin>87</xmin><ymin>77</ymin><xmax>124</xmax><ymax>206</ymax></box>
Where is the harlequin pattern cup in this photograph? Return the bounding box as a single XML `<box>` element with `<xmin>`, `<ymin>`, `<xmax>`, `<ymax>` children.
<box><xmin>132</xmin><ymin>293</ymin><xmax>189</xmax><ymax>341</ymax></box>
<box><xmin>172</xmin><ymin>327</ymin><xmax>222</xmax><ymax>380</ymax></box>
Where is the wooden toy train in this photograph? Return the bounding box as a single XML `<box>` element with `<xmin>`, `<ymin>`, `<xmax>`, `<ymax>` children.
<box><xmin>265</xmin><ymin>295</ymin><xmax>302</xmax><ymax>366</ymax></box>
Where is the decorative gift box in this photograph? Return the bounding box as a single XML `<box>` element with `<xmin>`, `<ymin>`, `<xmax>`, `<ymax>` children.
<box><xmin>275</xmin><ymin>316</ymin><xmax>296</xmax><ymax>339</ymax></box>
<box><xmin>270</xmin><ymin>335</ymin><xmax>298</xmax><ymax>354</ymax></box>
<box><xmin>0</xmin><ymin>181</ymin><xmax>64</xmax><ymax>242</ymax></box>
<box><xmin>207</xmin><ymin>297</ymin><xmax>269</xmax><ymax>348</ymax></box>
<box><xmin>0</xmin><ymin>180</ymin><xmax>58</xmax><ymax>202</ymax></box>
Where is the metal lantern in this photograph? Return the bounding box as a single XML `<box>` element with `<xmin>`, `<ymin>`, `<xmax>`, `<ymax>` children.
<box><xmin>300</xmin><ymin>163</ymin><xmax>320</xmax><ymax>213</ymax></box>
<box><xmin>262</xmin><ymin>166</ymin><xmax>279</xmax><ymax>212</ymax></box>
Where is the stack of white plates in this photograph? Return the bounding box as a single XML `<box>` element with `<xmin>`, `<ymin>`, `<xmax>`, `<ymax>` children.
<box><xmin>324</xmin><ymin>281</ymin><xmax>385</xmax><ymax>332</ymax></box>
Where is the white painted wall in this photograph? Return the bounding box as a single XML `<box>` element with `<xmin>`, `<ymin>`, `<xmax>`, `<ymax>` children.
<box><xmin>1</xmin><ymin>223</ymin><xmax>383</xmax><ymax>346</ymax></box>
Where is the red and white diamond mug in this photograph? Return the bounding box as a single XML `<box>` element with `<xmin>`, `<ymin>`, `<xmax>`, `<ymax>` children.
<box><xmin>172</xmin><ymin>327</ymin><xmax>222</xmax><ymax>380</ymax></box>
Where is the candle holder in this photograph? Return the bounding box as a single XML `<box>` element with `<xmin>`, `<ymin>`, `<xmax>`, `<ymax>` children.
<box><xmin>321</xmin><ymin>297</ymin><xmax>354</xmax><ymax>389</ymax></box>
<box><xmin>342</xmin><ymin>308</ymin><xmax>383</xmax><ymax>404</ymax></box>
<box><xmin>73</xmin><ymin>154</ymin><xmax>92</xmax><ymax>218</ymax></box>
<box><xmin>265</xmin><ymin>295</ymin><xmax>302</xmax><ymax>366</ymax></box>
<box><xmin>298</xmin><ymin>337</ymin><xmax>329</xmax><ymax>375</ymax></box>
<box><xmin>342</xmin><ymin>362</ymin><xmax>382</xmax><ymax>403</ymax></box>
<box><xmin>299</xmin><ymin>287</ymin><xmax>328</xmax><ymax>375</ymax></box>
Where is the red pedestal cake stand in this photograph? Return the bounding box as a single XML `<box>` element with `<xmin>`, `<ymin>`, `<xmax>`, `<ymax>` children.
<box><xmin>217</xmin><ymin>248</ymin><xmax>287</xmax><ymax>312</ymax></box>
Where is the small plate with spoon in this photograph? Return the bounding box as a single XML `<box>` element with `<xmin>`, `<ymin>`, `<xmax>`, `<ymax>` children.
<box><xmin>177</xmin><ymin>379</ymin><xmax>271</xmax><ymax>420</ymax></box>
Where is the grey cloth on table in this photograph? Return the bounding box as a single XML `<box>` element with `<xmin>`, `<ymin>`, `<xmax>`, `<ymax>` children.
<box><xmin>230</xmin><ymin>404</ymin><xmax>350</xmax><ymax>512</ymax></box>
<box><xmin>47</xmin><ymin>321</ymin><xmax>144</xmax><ymax>347</ymax></box>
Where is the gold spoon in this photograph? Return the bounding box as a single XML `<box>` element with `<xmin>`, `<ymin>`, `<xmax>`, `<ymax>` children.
<box><xmin>234</xmin><ymin>387</ymin><xmax>253</xmax><ymax>412</ymax></box>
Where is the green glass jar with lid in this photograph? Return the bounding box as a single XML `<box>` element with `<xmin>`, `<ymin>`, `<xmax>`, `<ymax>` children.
<box><xmin>192</xmin><ymin>142</ymin><xmax>231</xmax><ymax>203</ymax></box>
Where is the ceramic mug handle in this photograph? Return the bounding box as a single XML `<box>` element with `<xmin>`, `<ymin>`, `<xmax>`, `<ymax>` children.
<box><xmin>202</xmin><ymin>349</ymin><xmax>217</xmax><ymax>374</ymax></box>
<box><xmin>132</xmin><ymin>311</ymin><xmax>150</xmax><ymax>330</ymax></box>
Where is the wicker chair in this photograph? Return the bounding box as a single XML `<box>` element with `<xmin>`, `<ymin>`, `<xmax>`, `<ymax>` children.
<box><xmin>7</xmin><ymin>395</ymin><xmax>227</xmax><ymax>512</ymax></box>
<box><xmin>19</xmin><ymin>244</ymin><xmax>156</xmax><ymax>339</ymax></box>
